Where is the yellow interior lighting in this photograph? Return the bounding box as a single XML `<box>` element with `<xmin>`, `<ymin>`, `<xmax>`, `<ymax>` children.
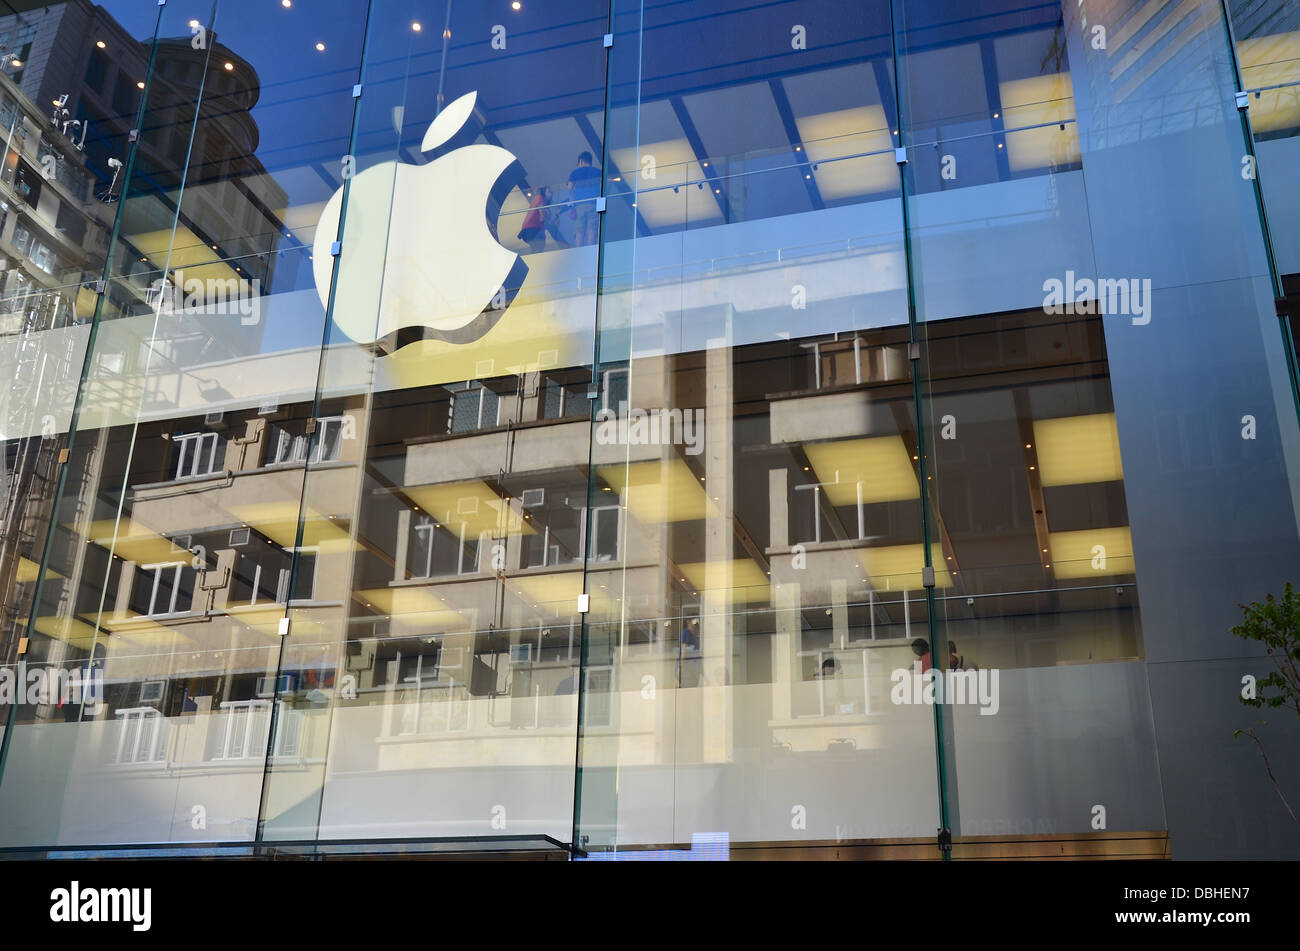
<box><xmin>794</xmin><ymin>105</ymin><xmax>896</xmax><ymax>199</ymax></box>
<box><xmin>858</xmin><ymin>543</ymin><xmax>951</xmax><ymax>591</ymax></box>
<box><xmin>403</xmin><ymin>481</ymin><xmax>532</xmax><ymax>537</ymax></box>
<box><xmin>1033</xmin><ymin>413</ymin><xmax>1124</xmax><ymax>487</ymax></box>
<box><xmin>804</xmin><ymin>436</ymin><xmax>918</xmax><ymax>506</ymax></box>
<box><xmin>999</xmin><ymin>73</ymin><xmax>1080</xmax><ymax>171</ymax></box>
<box><xmin>597</xmin><ymin>458</ymin><xmax>717</xmax><ymax>524</ymax></box>
<box><xmin>1047</xmin><ymin>526</ymin><xmax>1135</xmax><ymax>579</ymax></box>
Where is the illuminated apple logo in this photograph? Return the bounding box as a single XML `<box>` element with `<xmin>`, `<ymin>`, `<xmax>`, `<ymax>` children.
<box><xmin>311</xmin><ymin>91</ymin><xmax>525</xmax><ymax>349</ymax></box>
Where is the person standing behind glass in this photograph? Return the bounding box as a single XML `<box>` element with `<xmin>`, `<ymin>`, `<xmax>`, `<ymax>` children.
<box><xmin>567</xmin><ymin>151</ymin><xmax>602</xmax><ymax>246</ymax></box>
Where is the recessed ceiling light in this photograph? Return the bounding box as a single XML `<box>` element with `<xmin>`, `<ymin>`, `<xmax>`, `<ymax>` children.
<box><xmin>512</xmin><ymin>1</ymin><xmax>522</xmax><ymax>9</ymax></box>
<box><xmin>137</xmin><ymin>81</ymin><xmax>145</xmax><ymax>88</ymax></box>
<box><xmin>412</xmin><ymin>21</ymin><xmax>422</xmax><ymax>31</ymax></box>
<box><xmin>315</xmin><ymin>41</ymin><xmax>326</xmax><ymax>51</ymax></box>
<box><xmin>96</xmin><ymin>40</ymin><xmax>106</xmax><ymax>49</ymax></box>
<box><xmin>223</xmin><ymin>61</ymin><xmax>234</xmax><ymax>71</ymax></box>
<box><xmin>282</xmin><ymin>0</ymin><xmax>292</xmax><ymax>7</ymax></box>
<box><xmin>189</xmin><ymin>19</ymin><xmax>200</xmax><ymax>28</ymax></box>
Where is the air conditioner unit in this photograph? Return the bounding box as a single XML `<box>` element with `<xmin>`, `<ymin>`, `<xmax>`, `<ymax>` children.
<box><xmin>204</xmin><ymin>410</ymin><xmax>226</xmax><ymax>428</ymax></box>
<box><xmin>509</xmin><ymin>643</ymin><xmax>533</xmax><ymax>665</ymax></box>
<box><xmin>170</xmin><ymin>534</ymin><xmax>192</xmax><ymax>554</ymax></box>
<box><xmin>521</xmin><ymin>488</ymin><xmax>545</xmax><ymax>508</ymax></box>
<box><xmin>139</xmin><ymin>680</ymin><xmax>164</xmax><ymax>703</ymax></box>
<box><xmin>229</xmin><ymin>527</ymin><xmax>250</xmax><ymax>547</ymax></box>
<box><xmin>258</xmin><ymin>399</ymin><xmax>278</xmax><ymax>416</ymax></box>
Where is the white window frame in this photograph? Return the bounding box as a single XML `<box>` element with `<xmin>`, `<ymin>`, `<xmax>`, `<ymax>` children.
<box><xmin>136</xmin><ymin>561</ymin><xmax>195</xmax><ymax>617</ymax></box>
<box><xmin>113</xmin><ymin>707</ymin><xmax>168</xmax><ymax>764</ymax></box>
<box><xmin>582</xmin><ymin>504</ymin><xmax>622</xmax><ymax>563</ymax></box>
<box><xmin>268</xmin><ymin>416</ymin><xmax>345</xmax><ymax>466</ymax></box>
<box><xmin>174</xmin><ymin>431</ymin><xmax>220</xmax><ymax>479</ymax></box>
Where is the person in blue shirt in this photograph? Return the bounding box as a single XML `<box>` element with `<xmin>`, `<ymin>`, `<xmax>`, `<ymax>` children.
<box><xmin>567</xmin><ymin>151</ymin><xmax>602</xmax><ymax>246</ymax></box>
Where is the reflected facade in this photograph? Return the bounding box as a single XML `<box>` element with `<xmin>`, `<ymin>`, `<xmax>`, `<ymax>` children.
<box><xmin>0</xmin><ymin>0</ymin><xmax>1297</xmax><ymax>860</ymax></box>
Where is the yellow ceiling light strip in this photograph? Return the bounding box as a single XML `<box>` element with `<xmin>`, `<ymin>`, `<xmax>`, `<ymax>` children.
<box><xmin>858</xmin><ymin>543</ymin><xmax>951</xmax><ymax>591</ymax></box>
<box><xmin>597</xmin><ymin>458</ymin><xmax>717</xmax><ymax>524</ymax></box>
<box><xmin>999</xmin><ymin>73</ymin><xmax>1080</xmax><ymax>172</ymax></box>
<box><xmin>403</xmin><ymin>480</ymin><xmax>533</xmax><ymax>537</ymax></box>
<box><xmin>678</xmin><ymin>558</ymin><xmax>770</xmax><ymax>604</ymax></box>
<box><xmin>1032</xmin><ymin>413</ymin><xmax>1124</xmax><ymax>487</ymax></box>
<box><xmin>803</xmin><ymin>435</ymin><xmax>918</xmax><ymax>506</ymax></box>
<box><xmin>1238</xmin><ymin>32</ymin><xmax>1300</xmax><ymax>132</ymax></box>
<box><xmin>354</xmin><ymin>587</ymin><xmax>467</xmax><ymax>630</ymax></box>
<box><xmin>1048</xmin><ymin>527</ymin><xmax>1135</xmax><ymax>579</ymax></box>
<box><xmin>609</xmin><ymin>137</ymin><xmax>722</xmax><ymax>228</ymax></box>
<box><xmin>794</xmin><ymin>105</ymin><xmax>896</xmax><ymax>199</ymax></box>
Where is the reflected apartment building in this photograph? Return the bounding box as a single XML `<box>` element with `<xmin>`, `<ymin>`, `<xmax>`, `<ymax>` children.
<box><xmin>0</xmin><ymin>0</ymin><xmax>1298</xmax><ymax>861</ymax></box>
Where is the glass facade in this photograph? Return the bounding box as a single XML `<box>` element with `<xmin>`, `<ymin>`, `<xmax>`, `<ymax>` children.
<box><xmin>0</xmin><ymin>0</ymin><xmax>1297</xmax><ymax>860</ymax></box>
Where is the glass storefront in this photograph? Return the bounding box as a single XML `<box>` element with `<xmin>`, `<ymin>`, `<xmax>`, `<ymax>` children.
<box><xmin>0</xmin><ymin>0</ymin><xmax>1296</xmax><ymax>859</ymax></box>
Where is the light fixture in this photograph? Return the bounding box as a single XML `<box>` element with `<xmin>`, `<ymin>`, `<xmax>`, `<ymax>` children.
<box><xmin>96</xmin><ymin>40</ymin><xmax>106</xmax><ymax>49</ymax></box>
<box><xmin>282</xmin><ymin>0</ymin><xmax>292</xmax><ymax>7</ymax></box>
<box><xmin>223</xmin><ymin>61</ymin><xmax>234</xmax><ymax>71</ymax></box>
<box><xmin>137</xmin><ymin>81</ymin><xmax>145</xmax><ymax>89</ymax></box>
<box><xmin>512</xmin><ymin>1</ymin><xmax>522</xmax><ymax>9</ymax></box>
<box><xmin>997</xmin><ymin>142</ymin><xmax>1004</xmax><ymax>149</ymax></box>
<box><xmin>412</xmin><ymin>21</ymin><xmax>422</xmax><ymax>31</ymax></box>
<box><xmin>189</xmin><ymin>19</ymin><xmax>200</xmax><ymax>28</ymax></box>
<box><xmin>315</xmin><ymin>41</ymin><xmax>326</xmax><ymax>51</ymax></box>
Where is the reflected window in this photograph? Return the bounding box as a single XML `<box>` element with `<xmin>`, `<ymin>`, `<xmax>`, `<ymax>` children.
<box><xmin>173</xmin><ymin>431</ymin><xmax>222</xmax><ymax>478</ymax></box>
<box><xmin>129</xmin><ymin>562</ymin><xmax>196</xmax><ymax>617</ymax></box>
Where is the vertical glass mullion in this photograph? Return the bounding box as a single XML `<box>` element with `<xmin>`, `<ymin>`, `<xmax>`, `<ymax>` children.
<box><xmin>889</xmin><ymin>0</ymin><xmax>955</xmax><ymax>860</ymax></box>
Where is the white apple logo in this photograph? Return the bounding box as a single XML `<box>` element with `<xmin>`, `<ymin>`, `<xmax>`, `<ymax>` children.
<box><xmin>311</xmin><ymin>91</ymin><xmax>523</xmax><ymax>348</ymax></box>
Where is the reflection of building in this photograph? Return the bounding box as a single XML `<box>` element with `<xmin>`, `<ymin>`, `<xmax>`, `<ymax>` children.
<box><xmin>0</xmin><ymin>0</ymin><xmax>1299</xmax><ymax>863</ymax></box>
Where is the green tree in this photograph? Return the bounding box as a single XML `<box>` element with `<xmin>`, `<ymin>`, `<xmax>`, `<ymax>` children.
<box><xmin>1232</xmin><ymin>582</ymin><xmax>1300</xmax><ymax>824</ymax></box>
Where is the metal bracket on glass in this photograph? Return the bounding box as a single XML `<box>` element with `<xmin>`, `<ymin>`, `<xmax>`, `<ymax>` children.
<box><xmin>305</xmin><ymin>417</ymin><xmax>317</xmax><ymax>434</ymax></box>
<box><xmin>352</xmin><ymin>84</ymin><xmax>363</xmax><ymax>99</ymax></box>
<box><xmin>57</xmin><ymin>449</ymin><xmax>69</xmax><ymax>465</ymax></box>
<box><xmin>595</xmin><ymin>196</ymin><xmax>607</xmax><ymax>213</ymax></box>
<box><xmin>330</xmin><ymin>240</ymin><xmax>342</xmax><ymax>257</ymax></box>
<box><xmin>277</xmin><ymin>617</ymin><xmax>290</xmax><ymax>637</ymax></box>
<box><xmin>895</xmin><ymin>146</ymin><xmax>908</xmax><ymax>165</ymax></box>
<box><xmin>937</xmin><ymin>827</ymin><xmax>952</xmax><ymax>854</ymax></box>
<box><xmin>908</xmin><ymin>341</ymin><xmax>920</xmax><ymax>360</ymax></box>
<box><xmin>1236</xmin><ymin>91</ymin><xmax>1250</xmax><ymax>110</ymax></box>
<box><xmin>577</xmin><ymin>593</ymin><xmax>591</xmax><ymax>613</ymax></box>
<box><xmin>603</xmin><ymin>33</ymin><xmax>614</xmax><ymax>48</ymax></box>
<box><xmin>93</xmin><ymin>279</ymin><xmax>105</xmax><ymax>294</ymax></box>
<box><xmin>128</xmin><ymin>129</ymin><xmax>139</xmax><ymax>142</ymax></box>
<box><xmin>922</xmin><ymin>565</ymin><xmax>936</xmax><ymax>588</ymax></box>
<box><xmin>16</xmin><ymin>636</ymin><xmax>28</xmax><ymax>656</ymax></box>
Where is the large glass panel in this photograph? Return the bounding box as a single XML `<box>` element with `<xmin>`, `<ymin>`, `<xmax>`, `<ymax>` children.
<box><xmin>257</xmin><ymin>0</ymin><xmax>609</xmax><ymax>843</ymax></box>
<box><xmin>902</xmin><ymin>0</ymin><xmax>1300</xmax><ymax>856</ymax></box>
<box><xmin>0</xmin><ymin>0</ymin><xmax>368</xmax><ymax>847</ymax></box>
<box><xmin>574</xmin><ymin>0</ymin><xmax>943</xmax><ymax>857</ymax></box>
